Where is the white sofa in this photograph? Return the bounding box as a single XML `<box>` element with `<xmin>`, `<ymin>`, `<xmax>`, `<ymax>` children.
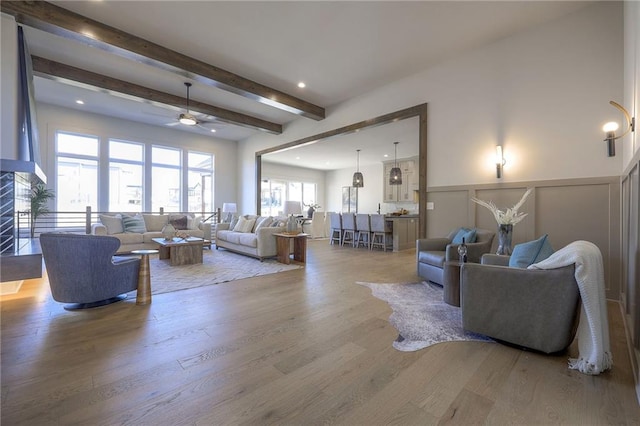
<box><xmin>91</xmin><ymin>213</ymin><xmax>211</xmax><ymax>254</ymax></box>
<box><xmin>215</xmin><ymin>215</ymin><xmax>286</xmax><ymax>260</ymax></box>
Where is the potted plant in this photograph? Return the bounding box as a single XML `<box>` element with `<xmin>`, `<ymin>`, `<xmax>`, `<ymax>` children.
<box><xmin>29</xmin><ymin>183</ymin><xmax>55</xmax><ymax>238</ymax></box>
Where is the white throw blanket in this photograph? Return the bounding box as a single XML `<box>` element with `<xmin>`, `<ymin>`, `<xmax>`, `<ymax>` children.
<box><xmin>528</xmin><ymin>240</ymin><xmax>612</xmax><ymax>375</ymax></box>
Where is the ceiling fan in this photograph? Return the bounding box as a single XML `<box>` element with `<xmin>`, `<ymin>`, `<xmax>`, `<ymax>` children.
<box><xmin>166</xmin><ymin>82</ymin><xmax>224</xmax><ymax>132</ymax></box>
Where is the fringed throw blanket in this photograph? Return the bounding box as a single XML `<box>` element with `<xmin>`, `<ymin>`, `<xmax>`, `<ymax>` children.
<box><xmin>529</xmin><ymin>240</ymin><xmax>612</xmax><ymax>375</ymax></box>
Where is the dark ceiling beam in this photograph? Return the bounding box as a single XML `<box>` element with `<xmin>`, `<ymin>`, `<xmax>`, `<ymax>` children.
<box><xmin>2</xmin><ymin>1</ymin><xmax>325</xmax><ymax>121</ymax></box>
<box><xmin>31</xmin><ymin>56</ymin><xmax>283</xmax><ymax>134</ymax></box>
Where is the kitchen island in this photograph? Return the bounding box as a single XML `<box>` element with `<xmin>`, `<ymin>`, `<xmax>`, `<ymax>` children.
<box><xmin>385</xmin><ymin>214</ymin><xmax>419</xmax><ymax>252</ymax></box>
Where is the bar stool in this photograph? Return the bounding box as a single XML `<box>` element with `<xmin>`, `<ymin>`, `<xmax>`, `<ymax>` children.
<box><xmin>341</xmin><ymin>213</ymin><xmax>356</xmax><ymax>247</ymax></box>
<box><xmin>370</xmin><ymin>214</ymin><xmax>392</xmax><ymax>251</ymax></box>
<box><xmin>329</xmin><ymin>212</ymin><xmax>342</xmax><ymax>245</ymax></box>
<box><xmin>355</xmin><ymin>214</ymin><xmax>371</xmax><ymax>248</ymax></box>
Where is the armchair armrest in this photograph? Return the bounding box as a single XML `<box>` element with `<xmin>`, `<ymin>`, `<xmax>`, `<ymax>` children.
<box><xmin>198</xmin><ymin>222</ymin><xmax>212</xmax><ymax>240</ymax></box>
<box><xmin>416</xmin><ymin>238</ymin><xmax>449</xmax><ymax>252</ymax></box>
<box><xmin>214</xmin><ymin>222</ymin><xmax>230</xmax><ymax>239</ymax></box>
<box><xmin>91</xmin><ymin>223</ymin><xmax>108</xmax><ymax>236</ymax></box>
<box><xmin>460</xmin><ymin>263</ymin><xmax>580</xmax><ymax>353</ymax></box>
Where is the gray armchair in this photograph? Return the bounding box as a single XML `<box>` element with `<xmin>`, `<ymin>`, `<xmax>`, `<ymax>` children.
<box><xmin>460</xmin><ymin>255</ymin><xmax>581</xmax><ymax>354</ymax></box>
<box><xmin>416</xmin><ymin>228</ymin><xmax>495</xmax><ymax>285</ymax></box>
<box><xmin>40</xmin><ymin>233</ymin><xmax>140</xmax><ymax>310</ymax></box>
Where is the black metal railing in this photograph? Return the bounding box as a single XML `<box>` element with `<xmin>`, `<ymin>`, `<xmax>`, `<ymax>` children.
<box><xmin>16</xmin><ymin>207</ymin><xmax>221</xmax><ymax>238</ymax></box>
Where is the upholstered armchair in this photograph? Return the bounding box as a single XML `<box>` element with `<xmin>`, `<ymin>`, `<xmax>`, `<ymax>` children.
<box><xmin>416</xmin><ymin>228</ymin><xmax>495</xmax><ymax>285</ymax></box>
<box><xmin>40</xmin><ymin>233</ymin><xmax>140</xmax><ymax>310</ymax></box>
<box><xmin>460</xmin><ymin>255</ymin><xmax>581</xmax><ymax>353</ymax></box>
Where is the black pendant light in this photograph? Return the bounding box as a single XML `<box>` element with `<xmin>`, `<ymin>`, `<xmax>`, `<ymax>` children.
<box><xmin>389</xmin><ymin>142</ymin><xmax>402</xmax><ymax>185</ymax></box>
<box><xmin>352</xmin><ymin>149</ymin><xmax>364</xmax><ymax>188</ymax></box>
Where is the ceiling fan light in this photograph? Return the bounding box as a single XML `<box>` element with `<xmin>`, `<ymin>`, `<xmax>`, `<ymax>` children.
<box><xmin>179</xmin><ymin>113</ymin><xmax>197</xmax><ymax>126</ymax></box>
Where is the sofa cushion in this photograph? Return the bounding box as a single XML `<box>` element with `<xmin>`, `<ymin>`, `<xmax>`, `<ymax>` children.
<box><xmin>99</xmin><ymin>214</ymin><xmax>123</xmax><ymax>235</ymax></box>
<box><xmin>509</xmin><ymin>234</ymin><xmax>554</xmax><ymax>268</ymax></box>
<box><xmin>225</xmin><ymin>232</ymin><xmax>242</xmax><ymax>245</ymax></box>
<box><xmin>229</xmin><ymin>215</ymin><xmax>239</xmax><ymax>230</ymax></box>
<box><xmin>238</xmin><ymin>233</ymin><xmax>258</xmax><ymax>247</ymax></box>
<box><xmin>169</xmin><ymin>214</ymin><xmax>188</xmax><ymax>230</ymax></box>
<box><xmin>122</xmin><ymin>214</ymin><xmax>147</xmax><ymax>233</ymax></box>
<box><xmin>216</xmin><ymin>230</ymin><xmax>232</xmax><ymax>242</ymax></box>
<box><xmin>113</xmin><ymin>232</ymin><xmax>144</xmax><ymax>245</ymax></box>
<box><xmin>233</xmin><ymin>217</ymin><xmax>256</xmax><ymax>233</ymax></box>
<box><xmin>253</xmin><ymin>216</ymin><xmax>271</xmax><ymax>232</ymax></box>
<box><xmin>188</xmin><ymin>215</ymin><xmax>203</xmax><ymax>230</ymax></box>
<box><xmin>143</xmin><ymin>232</ymin><xmax>164</xmax><ymax>243</ymax></box>
<box><xmin>143</xmin><ymin>214</ymin><xmax>168</xmax><ymax>232</ymax></box>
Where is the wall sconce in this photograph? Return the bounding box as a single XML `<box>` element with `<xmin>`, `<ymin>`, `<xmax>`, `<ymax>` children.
<box><xmin>602</xmin><ymin>100</ymin><xmax>635</xmax><ymax>157</ymax></box>
<box><xmin>495</xmin><ymin>145</ymin><xmax>506</xmax><ymax>178</ymax></box>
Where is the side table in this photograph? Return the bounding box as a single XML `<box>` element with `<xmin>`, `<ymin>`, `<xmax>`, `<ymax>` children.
<box><xmin>443</xmin><ymin>261</ymin><xmax>463</xmax><ymax>307</ymax></box>
<box><xmin>132</xmin><ymin>249</ymin><xmax>158</xmax><ymax>305</ymax></box>
<box><xmin>274</xmin><ymin>233</ymin><xmax>309</xmax><ymax>264</ymax></box>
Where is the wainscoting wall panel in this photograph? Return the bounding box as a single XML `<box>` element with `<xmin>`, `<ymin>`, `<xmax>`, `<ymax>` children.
<box><xmin>427</xmin><ymin>176</ymin><xmax>621</xmax><ymax>300</ymax></box>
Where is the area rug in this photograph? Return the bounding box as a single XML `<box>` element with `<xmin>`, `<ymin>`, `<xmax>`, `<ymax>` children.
<box><xmin>147</xmin><ymin>249</ymin><xmax>302</xmax><ymax>295</ymax></box>
<box><xmin>357</xmin><ymin>281</ymin><xmax>493</xmax><ymax>351</ymax></box>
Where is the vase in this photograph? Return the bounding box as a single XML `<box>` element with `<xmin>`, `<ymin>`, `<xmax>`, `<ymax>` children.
<box><xmin>162</xmin><ymin>223</ymin><xmax>175</xmax><ymax>240</ymax></box>
<box><xmin>307</xmin><ymin>206</ymin><xmax>315</xmax><ymax>219</ymax></box>
<box><xmin>496</xmin><ymin>224</ymin><xmax>513</xmax><ymax>255</ymax></box>
<box><xmin>286</xmin><ymin>215</ymin><xmax>297</xmax><ymax>233</ymax></box>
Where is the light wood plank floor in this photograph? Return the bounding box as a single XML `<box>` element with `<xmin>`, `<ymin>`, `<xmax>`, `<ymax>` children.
<box><xmin>2</xmin><ymin>240</ymin><xmax>639</xmax><ymax>425</ymax></box>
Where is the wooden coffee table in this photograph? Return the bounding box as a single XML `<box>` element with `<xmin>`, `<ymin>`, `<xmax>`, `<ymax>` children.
<box><xmin>152</xmin><ymin>237</ymin><xmax>204</xmax><ymax>266</ymax></box>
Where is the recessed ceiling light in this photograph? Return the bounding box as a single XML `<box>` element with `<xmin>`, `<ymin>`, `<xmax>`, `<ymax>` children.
<box><xmin>297</xmin><ymin>82</ymin><xmax>306</xmax><ymax>88</ymax></box>
<box><xmin>296</xmin><ymin>156</ymin><xmax>300</xmax><ymax>160</ymax></box>
<box><xmin>210</xmin><ymin>129</ymin><xmax>216</xmax><ymax>133</ymax></box>
<box><xmin>75</xmin><ymin>100</ymin><xmax>84</xmax><ymax>105</ymax></box>
<box><xmin>383</xmin><ymin>154</ymin><xmax>389</xmax><ymax>158</ymax></box>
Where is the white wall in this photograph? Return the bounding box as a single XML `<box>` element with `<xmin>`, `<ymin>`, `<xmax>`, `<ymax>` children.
<box><xmin>1</xmin><ymin>14</ymin><xmax>18</xmax><ymax>160</ymax></box>
<box><xmin>238</xmin><ymin>2</ymin><xmax>623</xmax><ymax>212</ymax></box>
<box><xmin>622</xmin><ymin>0</ymin><xmax>639</xmax><ymax>168</ymax></box>
<box><xmin>35</xmin><ymin>103</ymin><xmax>237</xmax><ymax>211</ymax></box>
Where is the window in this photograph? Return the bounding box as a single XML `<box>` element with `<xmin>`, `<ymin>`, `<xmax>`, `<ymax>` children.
<box><xmin>261</xmin><ymin>179</ymin><xmax>316</xmax><ymax>216</ymax></box>
<box><xmin>55</xmin><ymin>132</ymin><xmax>99</xmax><ymax>211</ymax></box>
<box><xmin>53</xmin><ymin>129</ymin><xmax>216</xmax><ymax>214</ymax></box>
<box><xmin>187</xmin><ymin>151</ymin><xmax>214</xmax><ymax>214</ymax></box>
<box><xmin>109</xmin><ymin>140</ymin><xmax>144</xmax><ymax>212</ymax></box>
<box><xmin>151</xmin><ymin>146</ymin><xmax>181</xmax><ymax>212</ymax></box>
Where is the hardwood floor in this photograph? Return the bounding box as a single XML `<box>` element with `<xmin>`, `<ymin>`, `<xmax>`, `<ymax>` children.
<box><xmin>2</xmin><ymin>240</ymin><xmax>639</xmax><ymax>425</ymax></box>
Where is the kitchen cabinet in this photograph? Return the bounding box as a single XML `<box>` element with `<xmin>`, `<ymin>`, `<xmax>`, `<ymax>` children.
<box><xmin>383</xmin><ymin>157</ymin><xmax>417</xmax><ymax>203</ymax></box>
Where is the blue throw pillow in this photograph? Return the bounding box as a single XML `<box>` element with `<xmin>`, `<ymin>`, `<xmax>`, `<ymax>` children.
<box><xmin>509</xmin><ymin>234</ymin><xmax>554</xmax><ymax>268</ymax></box>
<box><xmin>452</xmin><ymin>228</ymin><xmax>477</xmax><ymax>244</ymax></box>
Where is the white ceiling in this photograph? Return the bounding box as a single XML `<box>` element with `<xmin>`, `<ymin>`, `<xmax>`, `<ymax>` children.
<box><xmin>21</xmin><ymin>1</ymin><xmax>592</xmax><ymax>169</ymax></box>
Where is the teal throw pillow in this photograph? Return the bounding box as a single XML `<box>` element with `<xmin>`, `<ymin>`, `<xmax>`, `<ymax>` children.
<box><xmin>122</xmin><ymin>214</ymin><xmax>147</xmax><ymax>233</ymax></box>
<box><xmin>508</xmin><ymin>234</ymin><xmax>554</xmax><ymax>268</ymax></box>
<box><xmin>452</xmin><ymin>228</ymin><xmax>477</xmax><ymax>244</ymax></box>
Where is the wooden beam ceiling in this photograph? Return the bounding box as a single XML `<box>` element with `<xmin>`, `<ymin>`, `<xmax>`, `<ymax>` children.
<box><xmin>31</xmin><ymin>56</ymin><xmax>283</xmax><ymax>134</ymax></box>
<box><xmin>2</xmin><ymin>1</ymin><xmax>326</xmax><ymax>121</ymax></box>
